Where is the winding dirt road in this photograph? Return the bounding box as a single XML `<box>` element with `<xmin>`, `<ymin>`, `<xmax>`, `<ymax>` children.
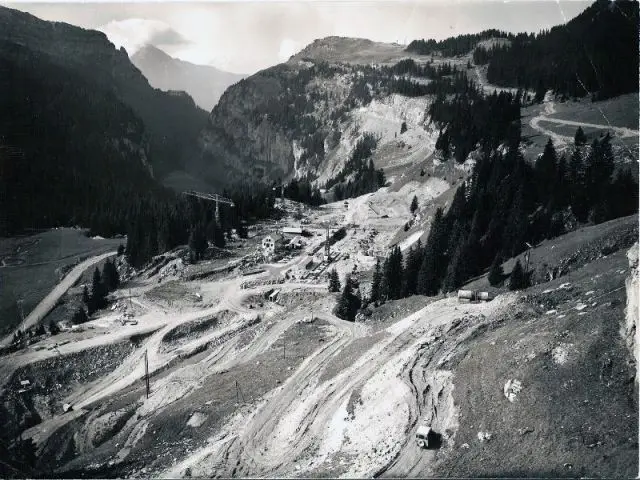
<box><xmin>1</xmin><ymin>251</ymin><xmax>117</xmax><ymax>347</ymax></box>
<box><xmin>162</xmin><ymin>295</ymin><xmax>515</xmax><ymax>479</ymax></box>
<box><xmin>528</xmin><ymin>95</ymin><xmax>639</xmax><ymax>148</ymax></box>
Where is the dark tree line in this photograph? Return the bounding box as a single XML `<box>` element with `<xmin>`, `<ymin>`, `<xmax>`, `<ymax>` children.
<box><xmin>388</xmin><ymin>59</ymin><xmax>458</xmax><ymax>79</ymax></box>
<box><xmin>371</xmin><ymin>133</ymin><xmax>637</xmax><ymax>301</ymax></box>
<box><xmin>406</xmin><ymin>29</ymin><xmax>514</xmax><ymax>57</ymax></box>
<box><xmin>389</xmin><ymin>70</ymin><xmax>475</xmax><ymax>99</ymax></box>
<box><xmin>123</xmin><ymin>183</ymin><xmax>276</xmax><ymax>269</ymax></box>
<box><xmin>431</xmin><ymin>89</ymin><xmax>521</xmax><ymax>163</ymax></box>
<box><xmin>283</xmin><ymin>178</ymin><xmax>325</xmax><ymax>206</ymax></box>
<box><xmin>484</xmin><ymin>0</ymin><xmax>638</xmax><ymax>101</ymax></box>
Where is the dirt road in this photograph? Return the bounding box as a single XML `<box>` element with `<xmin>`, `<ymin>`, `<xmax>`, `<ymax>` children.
<box><xmin>0</xmin><ymin>251</ymin><xmax>117</xmax><ymax>346</ymax></box>
<box><xmin>529</xmin><ymin>95</ymin><xmax>639</xmax><ymax>147</ymax></box>
<box><xmin>162</xmin><ymin>294</ymin><xmax>516</xmax><ymax>478</ymax></box>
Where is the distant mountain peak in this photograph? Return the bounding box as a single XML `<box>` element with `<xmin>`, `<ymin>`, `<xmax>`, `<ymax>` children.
<box><xmin>131</xmin><ymin>45</ymin><xmax>246</xmax><ymax>111</ymax></box>
<box><xmin>133</xmin><ymin>44</ymin><xmax>173</xmax><ymax>61</ymax></box>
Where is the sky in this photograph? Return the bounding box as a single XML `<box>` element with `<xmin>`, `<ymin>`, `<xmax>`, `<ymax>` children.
<box><xmin>5</xmin><ymin>0</ymin><xmax>591</xmax><ymax>74</ymax></box>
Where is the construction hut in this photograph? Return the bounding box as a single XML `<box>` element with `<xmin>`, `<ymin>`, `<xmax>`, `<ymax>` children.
<box><xmin>457</xmin><ymin>290</ymin><xmax>494</xmax><ymax>302</ymax></box>
<box><xmin>282</xmin><ymin>226</ymin><xmax>303</xmax><ymax>236</ymax></box>
<box><xmin>288</xmin><ymin>236</ymin><xmax>304</xmax><ymax>249</ymax></box>
<box><xmin>268</xmin><ymin>289</ymin><xmax>281</xmax><ymax>302</ymax></box>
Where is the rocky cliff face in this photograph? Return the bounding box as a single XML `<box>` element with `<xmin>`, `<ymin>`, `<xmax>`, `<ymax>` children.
<box><xmin>624</xmin><ymin>242</ymin><xmax>638</xmax><ymax>373</ymax></box>
<box><xmin>188</xmin><ymin>61</ymin><xmax>351</xmax><ymax>187</ymax></box>
<box><xmin>188</xmin><ymin>39</ymin><xmax>437</xmax><ymax>189</ymax></box>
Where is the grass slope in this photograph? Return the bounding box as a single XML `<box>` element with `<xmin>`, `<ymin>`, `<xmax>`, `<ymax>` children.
<box><xmin>0</xmin><ymin>229</ymin><xmax>121</xmax><ymax>335</ymax></box>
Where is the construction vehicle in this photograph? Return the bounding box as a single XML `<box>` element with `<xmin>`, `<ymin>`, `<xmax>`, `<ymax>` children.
<box><xmin>416</xmin><ymin>425</ymin><xmax>433</xmax><ymax>448</ymax></box>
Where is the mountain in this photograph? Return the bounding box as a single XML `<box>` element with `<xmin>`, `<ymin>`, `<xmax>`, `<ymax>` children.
<box><xmin>0</xmin><ymin>5</ymin><xmax>207</xmax><ymax>236</ymax></box>
<box><xmin>0</xmin><ymin>6</ymin><xmax>208</xmax><ymax>179</ymax></box>
<box><xmin>185</xmin><ymin>38</ymin><xmax>428</xmax><ymax>189</ymax></box>
<box><xmin>131</xmin><ymin>45</ymin><xmax>246</xmax><ymax>112</ymax></box>
<box><xmin>188</xmin><ymin>0</ymin><xmax>638</xmax><ymax>191</ymax></box>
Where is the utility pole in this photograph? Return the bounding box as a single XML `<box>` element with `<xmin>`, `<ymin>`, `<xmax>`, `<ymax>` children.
<box><xmin>235</xmin><ymin>380</ymin><xmax>245</xmax><ymax>403</ymax></box>
<box><xmin>283</xmin><ymin>337</ymin><xmax>286</xmax><ymax>360</ymax></box>
<box><xmin>324</xmin><ymin>226</ymin><xmax>330</xmax><ymax>262</ymax></box>
<box><xmin>524</xmin><ymin>242</ymin><xmax>533</xmax><ymax>275</ymax></box>
<box><xmin>144</xmin><ymin>349</ymin><xmax>150</xmax><ymax>399</ymax></box>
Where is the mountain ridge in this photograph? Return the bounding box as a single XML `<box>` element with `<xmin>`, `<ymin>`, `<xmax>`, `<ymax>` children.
<box><xmin>131</xmin><ymin>44</ymin><xmax>246</xmax><ymax>111</ymax></box>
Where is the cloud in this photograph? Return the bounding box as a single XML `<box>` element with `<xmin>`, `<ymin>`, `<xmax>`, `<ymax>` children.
<box><xmin>98</xmin><ymin>18</ymin><xmax>190</xmax><ymax>55</ymax></box>
<box><xmin>277</xmin><ymin>38</ymin><xmax>301</xmax><ymax>62</ymax></box>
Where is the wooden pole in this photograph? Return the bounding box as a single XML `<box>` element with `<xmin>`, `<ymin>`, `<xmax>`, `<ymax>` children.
<box><xmin>144</xmin><ymin>350</ymin><xmax>150</xmax><ymax>398</ymax></box>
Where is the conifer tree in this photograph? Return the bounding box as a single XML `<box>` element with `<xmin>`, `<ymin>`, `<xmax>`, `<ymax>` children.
<box><xmin>82</xmin><ymin>285</ymin><xmax>90</xmax><ymax>307</ymax></box>
<box><xmin>370</xmin><ymin>258</ymin><xmax>382</xmax><ymax>303</ymax></box>
<box><xmin>569</xmin><ymin>147</ymin><xmax>589</xmax><ymax>221</ymax></box>
<box><xmin>535</xmin><ymin>138</ymin><xmax>557</xmax><ymax>201</ymax></box>
<box><xmin>488</xmin><ymin>254</ymin><xmax>504</xmax><ymax>286</ymax></box>
<box><xmin>334</xmin><ymin>274</ymin><xmax>360</xmax><ymax>321</ymax></box>
<box><xmin>189</xmin><ymin>223</ymin><xmax>208</xmax><ymax>262</ymax></box>
<box><xmin>72</xmin><ymin>306</ymin><xmax>88</xmax><ymax>324</ymax></box>
<box><xmin>402</xmin><ymin>241</ymin><xmax>422</xmax><ymax>297</ymax></box>
<box><xmin>417</xmin><ymin>208</ymin><xmax>447</xmax><ymax>296</ymax></box>
<box><xmin>328</xmin><ymin>269</ymin><xmax>341</xmax><ymax>293</ymax></box>
<box><xmin>410</xmin><ymin>195</ymin><xmax>419</xmax><ymax>215</ymax></box>
<box><xmin>509</xmin><ymin>259</ymin><xmax>528</xmax><ymax>290</ymax></box>
<box><xmin>382</xmin><ymin>246</ymin><xmax>404</xmax><ymax>300</ymax></box>
<box><xmin>48</xmin><ymin>320</ymin><xmax>60</xmax><ymax>335</ymax></box>
<box><xmin>90</xmin><ymin>267</ymin><xmax>107</xmax><ymax>311</ymax></box>
<box><xmin>102</xmin><ymin>259</ymin><xmax>119</xmax><ymax>292</ymax></box>
<box><xmin>574</xmin><ymin>126</ymin><xmax>587</xmax><ymax>146</ymax></box>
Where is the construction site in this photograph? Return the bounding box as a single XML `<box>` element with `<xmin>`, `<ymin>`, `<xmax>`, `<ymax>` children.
<box><xmin>0</xmin><ymin>177</ymin><xmax>637</xmax><ymax>477</ymax></box>
<box><xmin>0</xmin><ymin>3</ymin><xmax>638</xmax><ymax>476</ymax></box>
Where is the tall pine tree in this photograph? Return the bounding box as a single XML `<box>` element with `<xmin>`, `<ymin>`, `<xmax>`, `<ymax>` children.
<box><xmin>370</xmin><ymin>257</ymin><xmax>382</xmax><ymax>303</ymax></box>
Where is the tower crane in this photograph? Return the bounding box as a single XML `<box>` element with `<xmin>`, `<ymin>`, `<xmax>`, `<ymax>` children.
<box><xmin>182</xmin><ymin>191</ymin><xmax>235</xmax><ymax>222</ymax></box>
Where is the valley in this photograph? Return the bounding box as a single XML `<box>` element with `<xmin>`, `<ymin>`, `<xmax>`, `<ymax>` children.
<box><xmin>1</xmin><ymin>0</ymin><xmax>638</xmax><ymax>478</ymax></box>
<box><xmin>0</xmin><ymin>200</ymin><xmax>637</xmax><ymax>478</ymax></box>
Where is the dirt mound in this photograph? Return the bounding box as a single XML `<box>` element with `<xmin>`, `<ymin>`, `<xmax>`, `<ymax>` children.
<box><xmin>160</xmin><ymin>310</ymin><xmax>236</xmax><ymax>350</ymax></box>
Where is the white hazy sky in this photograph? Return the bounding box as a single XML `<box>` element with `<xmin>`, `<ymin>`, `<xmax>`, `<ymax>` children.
<box><xmin>5</xmin><ymin>1</ymin><xmax>591</xmax><ymax>74</ymax></box>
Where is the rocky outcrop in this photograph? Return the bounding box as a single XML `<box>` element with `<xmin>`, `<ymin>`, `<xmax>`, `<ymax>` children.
<box><xmin>624</xmin><ymin>242</ymin><xmax>638</xmax><ymax>371</ymax></box>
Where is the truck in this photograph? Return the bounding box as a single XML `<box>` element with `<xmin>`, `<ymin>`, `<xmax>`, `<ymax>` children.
<box><xmin>415</xmin><ymin>425</ymin><xmax>435</xmax><ymax>449</ymax></box>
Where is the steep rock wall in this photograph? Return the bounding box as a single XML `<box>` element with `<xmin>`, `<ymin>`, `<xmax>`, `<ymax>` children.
<box><xmin>624</xmin><ymin>242</ymin><xmax>638</xmax><ymax>371</ymax></box>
